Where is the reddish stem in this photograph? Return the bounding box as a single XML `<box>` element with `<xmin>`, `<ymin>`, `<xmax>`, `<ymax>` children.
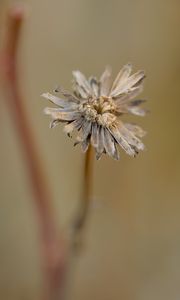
<box><xmin>0</xmin><ymin>5</ymin><xmax>66</xmax><ymax>300</ymax></box>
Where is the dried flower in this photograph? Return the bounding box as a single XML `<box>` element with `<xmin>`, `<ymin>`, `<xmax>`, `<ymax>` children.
<box><xmin>42</xmin><ymin>63</ymin><xmax>147</xmax><ymax>160</ymax></box>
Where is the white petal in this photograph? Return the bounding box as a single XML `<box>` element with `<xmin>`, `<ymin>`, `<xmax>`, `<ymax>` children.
<box><xmin>115</xmin><ymin>99</ymin><xmax>147</xmax><ymax>116</ymax></box>
<box><xmin>128</xmin><ymin>106</ymin><xmax>147</xmax><ymax>116</ymax></box>
<box><xmin>81</xmin><ymin>138</ymin><xmax>90</xmax><ymax>152</ymax></box>
<box><xmin>102</xmin><ymin>128</ymin><xmax>117</xmax><ymax>159</ymax></box>
<box><xmin>109</xmin><ymin>125</ymin><xmax>136</xmax><ymax>156</ymax></box>
<box><xmin>41</xmin><ymin>92</ymin><xmax>77</xmax><ymax>108</ymax></box>
<box><xmin>63</xmin><ymin>118</ymin><xmax>83</xmax><ymax>135</ymax></box>
<box><xmin>111</xmin><ymin>69</ymin><xmax>145</xmax><ymax>97</ymax></box>
<box><xmin>96</xmin><ymin>151</ymin><xmax>103</xmax><ymax>160</ymax></box>
<box><xmin>82</xmin><ymin>120</ymin><xmax>92</xmax><ymax>140</ymax></box>
<box><xmin>113</xmin><ymin>143</ymin><xmax>120</xmax><ymax>160</ymax></box>
<box><xmin>100</xmin><ymin>66</ymin><xmax>112</xmax><ymax>96</ymax></box>
<box><xmin>110</xmin><ymin>63</ymin><xmax>132</xmax><ymax>94</ymax></box>
<box><xmin>124</xmin><ymin>123</ymin><xmax>146</xmax><ymax>138</ymax></box>
<box><xmin>53</xmin><ymin>86</ymin><xmax>80</xmax><ymax>103</ymax></box>
<box><xmin>91</xmin><ymin>122</ymin><xmax>98</xmax><ymax>147</ymax></box>
<box><xmin>114</xmin><ymin>84</ymin><xmax>143</xmax><ymax>104</ymax></box>
<box><xmin>89</xmin><ymin>77</ymin><xmax>99</xmax><ymax>97</ymax></box>
<box><xmin>50</xmin><ymin>119</ymin><xmax>60</xmax><ymax>128</ymax></box>
<box><xmin>76</xmin><ymin>120</ymin><xmax>91</xmax><ymax>142</ymax></box>
<box><xmin>72</xmin><ymin>70</ymin><xmax>92</xmax><ymax>98</ymax></box>
<box><xmin>117</xmin><ymin>122</ymin><xmax>145</xmax><ymax>151</ymax></box>
<box><xmin>44</xmin><ymin>107</ymin><xmax>81</xmax><ymax>121</ymax></box>
<box><xmin>96</xmin><ymin>126</ymin><xmax>104</xmax><ymax>154</ymax></box>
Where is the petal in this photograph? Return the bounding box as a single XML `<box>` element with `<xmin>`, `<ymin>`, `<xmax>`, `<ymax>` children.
<box><xmin>96</xmin><ymin>150</ymin><xmax>103</xmax><ymax>160</ymax></box>
<box><xmin>81</xmin><ymin>137</ymin><xmax>90</xmax><ymax>152</ymax></box>
<box><xmin>53</xmin><ymin>86</ymin><xmax>80</xmax><ymax>103</ymax></box>
<box><xmin>124</xmin><ymin>123</ymin><xmax>146</xmax><ymax>138</ymax></box>
<box><xmin>115</xmin><ymin>99</ymin><xmax>147</xmax><ymax>116</ymax></box>
<box><xmin>125</xmin><ymin>70</ymin><xmax>145</xmax><ymax>90</ymax></box>
<box><xmin>109</xmin><ymin>125</ymin><xmax>136</xmax><ymax>156</ymax></box>
<box><xmin>72</xmin><ymin>70</ymin><xmax>92</xmax><ymax>98</ymax></box>
<box><xmin>129</xmin><ymin>99</ymin><xmax>147</xmax><ymax>106</ymax></box>
<box><xmin>128</xmin><ymin>106</ymin><xmax>147</xmax><ymax>116</ymax></box>
<box><xmin>114</xmin><ymin>84</ymin><xmax>143</xmax><ymax>104</ymax></box>
<box><xmin>96</xmin><ymin>126</ymin><xmax>104</xmax><ymax>159</ymax></box>
<box><xmin>50</xmin><ymin>119</ymin><xmax>60</xmax><ymax>129</ymax></box>
<box><xmin>110</xmin><ymin>63</ymin><xmax>132</xmax><ymax>94</ymax></box>
<box><xmin>41</xmin><ymin>92</ymin><xmax>77</xmax><ymax>108</ymax></box>
<box><xmin>111</xmin><ymin>69</ymin><xmax>145</xmax><ymax>97</ymax></box>
<box><xmin>44</xmin><ymin>105</ymin><xmax>78</xmax><ymax>113</ymax></box>
<box><xmin>63</xmin><ymin>117</ymin><xmax>84</xmax><ymax>135</ymax></box>
<box><xmin>81</xmin><ymin>120</ymin><xmax>92</xmax><ymax>140</ymax></box>
<box><xmin>102</xmin><ymin>128</ymin><xmax>119</xmax><ymax>160</ymax></box>
<box><xmin>100</xmin><ymin>66</ymin><xmax>112</xmax><ymax>96</ymax></box>
<box><xmin>76</xmin><ymin>119</ymin><xmax>92</xmax><ymax>142</ymax></box>
<box><xmin>91</xmin><ymin>122</ymin><xmax>98</xmax><ymax>147</ymax></box>
<box><xmin>89</xmin><ymin>77</ymin><xmax>99</xmax><ymax>97</ymax></box>
<box><xmin>113</xmin><ymin>143</ymin><xmax>120</xmax><ymax>160</ymax></box>
<box><xmin>117</xmin><ymin>122</ymin><xmax>145</xmax><ymax>151</ymax></box>
<box><xmin>44</xmin><ymin>107</ymin><xmax>81</xmax><ymax>121</ymax></box>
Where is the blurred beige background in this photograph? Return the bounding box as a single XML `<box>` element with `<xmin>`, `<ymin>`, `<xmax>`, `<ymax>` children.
<box><xmin>0</xmin><ymin>0</ymin><xmax>180</xmax><ymax>299</ymax></box>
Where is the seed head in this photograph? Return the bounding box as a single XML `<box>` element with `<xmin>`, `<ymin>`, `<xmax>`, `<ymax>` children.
<box><xmin>42</xmin><ymin>64</ymin><xmax>147</xmax><ymax>160</ymax></box>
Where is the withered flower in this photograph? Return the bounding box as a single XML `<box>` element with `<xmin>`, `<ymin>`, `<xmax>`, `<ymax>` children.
<box><xmin>42</xmin><ymin>63</ymin><xmax>147</xmax><ymax>160</ymax></box>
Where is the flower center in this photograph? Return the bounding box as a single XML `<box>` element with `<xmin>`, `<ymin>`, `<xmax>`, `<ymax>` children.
<box><xmin>79</xmin><ymin>96</ymin><xmax>117</xmax><ymax>126</ymax></box>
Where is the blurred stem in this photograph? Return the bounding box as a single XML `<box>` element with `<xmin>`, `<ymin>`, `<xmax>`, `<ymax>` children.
<box><xmin>72</xmin><ymin>145</ymin><xmax>94</xmax><ymax>251</ymax></box>
<box><xmin>0</xmin><ymin>5</ymin><xmax>66</xmax><ymax>300</ymax></box>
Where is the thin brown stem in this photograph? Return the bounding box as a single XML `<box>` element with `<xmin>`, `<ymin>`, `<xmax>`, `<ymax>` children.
<box><xmin>72</xmin><ymin>145</ymin><xmax>94</xmax><ymax>251</ymax></box>
<box><xmin>0</xmin><ymin>5</ymin><xmax>66</xmax><ymax>300</ymax></box>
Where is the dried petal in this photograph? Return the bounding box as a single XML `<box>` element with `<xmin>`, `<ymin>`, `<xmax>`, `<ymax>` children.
<box><xmin>63</xmin><ymin>117</ymin><xmax>84</xmax><ymax>135</ymax></box>
<box><xmin>100</xmin><ymin>66</ymin><xmax>112</xmax><ymax>97</ymax></box>
<box><xmin>117</xmin><ymin>122</ymin><xmax>145</xmax><ymax>151</ymax></box>
<box><xmin>96</xmin><ymin>126</ymin><xmax>104</xmax><ymax>159</ymax></box>
<box><xmin>130</xmin><ymin>99</ymin><xmax>147</xmax><ymax>106</ymax></box>
<box><xmin>109</xmin><ymin>124</ymin><xmax>136</xmax><ymax>156</ymax></box>
<box><xmin>44</xmin><ymin>107</ymin><xmax>81</xmax><ymax>121</ymax></box>
<box><xmin>42</xmin><ymin>92</ymin><xmax>76</xmax><ymax>108</ymax></box>
<box><xmin>91</xmin><ymin>122</ymin><xmax>98</xmax><ymax>147</ymax></box>
<box><xmin>102</xmin><ymin>128</ymin><xmax>118</xmax><ymax>160</ymax></box>
<box><xmin>76</xmin><ymin>120</ymin><xmax>91</xmax><ymax>142</ymax></box>
<box><xmin>89</xmin><ymin>77</ymin><xmax>99</xmax><ymax>97</ymax></box>
<box><xmin>72</xmin><ymin>70</ymin><xmax>92</xmax><ymax>98</ymax></box>
<box><xmin>124</xmin><ymin>123</ymin><xmax>146</xmax><ymax>138</ymax></box>
<box><xmin>50</xmin><ymin>119</ymin><xmax>60</xmax><ymax>129</ymax></box>
<box><xmin>114</xmin><ymin>84</ymin><xmax>143</xmax><ymax>104</ymax></box>
<box><xmin>116</xmin><ymin>99</ymin><xmax>147</xmax><ymax>116</ymax></box>
<box><xmin>125</xmin><ymin>70</ymin><xmax>145</xmax><ymax>90</ymax></box>
<box><xmin>81</xmin><ymin>137</ymin><xmax>90</xmax><ymax>152</ymax></box>
<box><xmin>53</xmin><ymin>86</ymin><xmax>80</xmax><ymax>103</ymax></box>
<box><xmin>110</xmin><ymin>63</ymin><xmax>132</xmax><ymax>93</ymax></box>
<box><xmin>113</xmin><ymin>143</ymin><xmax>120</xmax><ymax>160</ymax></box>
<box><xmin>111</xmin><ymin>69</ymin><xmax>145</xmax><ymax>97</ymax></box>
<box><xmin>128</xmin><ymin>106</ymin><xmax>147</xmax><ymax>116</ymax></box>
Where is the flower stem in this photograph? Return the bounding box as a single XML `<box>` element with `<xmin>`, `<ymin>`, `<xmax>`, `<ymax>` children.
<box><xmin>72</xmin><ymin>145</ymin><xmax>94</xmax><ymax>251</ymax></box>
<box><xmin>0</xmin><ymin>5</ymin><xmax>66</xmax><ymax>300</ymax></box>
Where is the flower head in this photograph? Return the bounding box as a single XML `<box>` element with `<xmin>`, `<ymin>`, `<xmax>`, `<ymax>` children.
<box><xmin>42</xmin><ymin>63</ymin><xmax>147</xmax><ymax>160</ymax></box>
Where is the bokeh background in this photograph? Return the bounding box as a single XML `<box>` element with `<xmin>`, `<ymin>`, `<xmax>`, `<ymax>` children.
<box><xmin>0</xmin><ymin>0</ymin><xmax>180</xmax><ymax>299</ymax></box>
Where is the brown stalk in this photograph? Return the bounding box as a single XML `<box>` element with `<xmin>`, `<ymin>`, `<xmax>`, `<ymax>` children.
<box><xmin>72</xmin><ymin>145</ymin><xmax>94</xmax><ymax>252</ymax></box>
<box><xmin>0</xmin><ymin>5</ymin><xmax>66</xmax><ymax>300</ymax></box>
